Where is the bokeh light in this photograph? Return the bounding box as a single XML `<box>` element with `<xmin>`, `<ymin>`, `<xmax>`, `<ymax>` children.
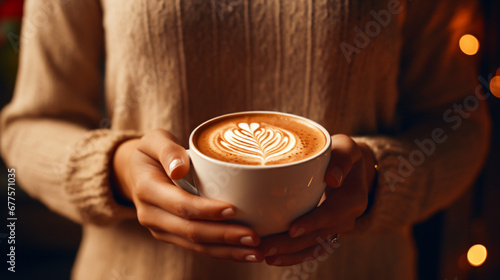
<box><xmin>491</xmin><ymin>76</ymin><xmax>500</xmax><ymax>98</ymax></box>
<box><xmin>459</xmin><ymin>34</ymin><xmax>480</xmax><ymax>55</ymax></box>
<box><xmin>467</xmin><ymin>244</ymin><xmax>487</xmax><ymax>267</ymax></box>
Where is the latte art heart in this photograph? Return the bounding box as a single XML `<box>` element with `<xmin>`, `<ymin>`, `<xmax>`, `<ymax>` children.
<box><xmin>195</xmin><ymin>113</ymin><xmax>327</xmax><ymax>165</ymax></box>
<box><xmin>215</xmin><ymin>122</ymin><xmax>297</xmax><ymax>165</ymax></box>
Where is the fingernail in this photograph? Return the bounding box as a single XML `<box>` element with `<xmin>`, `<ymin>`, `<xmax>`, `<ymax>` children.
<box><xmin>168</xmin><ymin>158</ymin><xmax>183</xmax><ymax>176</ymax></box>
<box><xmin>221</xmin><ymin>208</ymin><xmax>236</xmax><ymax>218</ymax></box>
<box><xmin>330</xmin><ymin>166</ymin><xmax>343</xmax><ymax>185</ymax></box>
<box><xmin>266</xmin><ymin>247</ymin><xmax>278</xmax><ymax>256</ymax></box>
<box><xmin>240</xmin><ymin>236</ymin><xmax>257</xmax><ymax>246</ymax></box>
<box><xmin>291</xmin><ymin>227</ymin><xmax>306</xmax><ymax>238</ymax></box>
<box><xmin>245</xmin><ymin>255</ymin><xmax>258</xmax><ymax>262</ymax></box>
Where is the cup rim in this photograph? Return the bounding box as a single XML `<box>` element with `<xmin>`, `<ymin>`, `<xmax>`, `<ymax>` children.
<box><xmin>189</xmin><ymin>111</ymin><xmax>332</xmax><ymax>169</ymax></box>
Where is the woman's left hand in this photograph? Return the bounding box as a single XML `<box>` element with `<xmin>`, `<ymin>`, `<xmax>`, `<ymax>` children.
<box><xmin>259</xmin><ymin>134</ymin><xmax>376</xmax><ymax>266</ymax></box>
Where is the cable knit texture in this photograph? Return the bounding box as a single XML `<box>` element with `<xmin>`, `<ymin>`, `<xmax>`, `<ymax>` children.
<box><xmin>0</xmin><ymin>0</ymin><xmax>490</xmax><ymax>279</ymax></box>
<box><xmin>64</xmin><ymin>130</ymin><xmax>141</xmax><ymax>224</ymax></box>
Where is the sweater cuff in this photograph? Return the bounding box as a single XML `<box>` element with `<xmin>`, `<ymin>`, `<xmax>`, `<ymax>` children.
<box><xmin>351</xmin><ymin>136</ymin><xmax>428</xmax><ymax>233</ymax></box>
<box><xmin>64</xmin><ymin>129</ymin><xmax>142</xmax><ymax>225</ymax></box>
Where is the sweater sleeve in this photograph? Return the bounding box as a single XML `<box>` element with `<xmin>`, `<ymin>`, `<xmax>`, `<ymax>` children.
<box><xmin>353</xmin><ymin>0</ymin><xmax>491</xmax><ymax>232</ymax></box>
<box><xmin>0</xmin><ymin>0</ymin><xmax>140</xmax><ymax>225</ymax></box>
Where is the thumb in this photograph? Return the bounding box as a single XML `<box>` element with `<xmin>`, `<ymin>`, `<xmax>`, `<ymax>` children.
<box><xmin>137</xmin><ymin>129</ymin><xmax>191</xmax><ymax>180</ymax></box>
<box><xmin>165</xmin><ymin>150</ymin><xmax>191</xmax><ymax>180</ymax></box>
<box><xmin>324</xmin><ymin>134</ymin><xmax>362</xmax><ymax>188</ymax></box>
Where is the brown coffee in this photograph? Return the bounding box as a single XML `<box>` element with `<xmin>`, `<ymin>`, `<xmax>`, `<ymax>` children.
<box><xmin>194</xmin><ymin>113</ymin><xmax>327</xmax><ymax>165</ymax></box>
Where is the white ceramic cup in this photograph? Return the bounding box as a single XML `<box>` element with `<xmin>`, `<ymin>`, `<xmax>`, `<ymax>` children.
<box><xmin>174</xmin><ymin>111</ymin><xmax>332</xmax><ymax>236</ymax></box>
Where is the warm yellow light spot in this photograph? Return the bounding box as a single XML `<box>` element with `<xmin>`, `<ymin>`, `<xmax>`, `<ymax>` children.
<box><xmin>459</xmin><ymin>34</ymin><xmax>479</xmax><ymax>55</ymax></box>
<box><xmin>491</xmin><ymin>76</ymin><xmax>500</xmax><ymax>98</ymax></box>
<box><xmin>467</xmin><ymin>244</ymin><xmax>487</xmax><ymax>267</ymax></box>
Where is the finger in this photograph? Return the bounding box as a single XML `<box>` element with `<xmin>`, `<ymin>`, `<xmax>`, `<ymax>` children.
<box><xmin>324</xmin><ymin>134</ymin><xmax>362</xmax><ymax>188</ymax></box>
<box><xmin>134</xmin><ymin>166</ymin><xmax>238</xmax><ymax>221</ymax></box>
<box><xmin>138</xmin><ymin>204</ymin><xmax>260</xmax><ymax>247</ymax></box>
<box><xmin>260</xmin><ymin>229</ymin><xmax>334</xmax><ymax>257</ymax></box>
<box><xmin>288</xmin><ymin>186</ymin><xmax>363</xmax><ymax>238</ymax></box>
<box><xmin>137</xmin><ymin>129</ymin><xmax>190</xmax><ymax>180</ymax></box>
<box><xmin>149</xmin><ymin>230</ymin><xmax>263</xmax><ymax>263</ymax></box>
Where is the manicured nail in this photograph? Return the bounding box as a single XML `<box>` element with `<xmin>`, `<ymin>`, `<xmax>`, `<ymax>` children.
<box><xmin>168</xmin><ymin>158</ymin><xmax>183</xmax><ymax>176</ymax></box>
<box><xmin>330</xmin><ymin>166</ymin><xmax>343</xmax><ymax>185</ymax></box>
<box><xmin>221</xmin><ymin>208</ymin><xmax>236</xmax><ymax>218</ymax></box>
<box><xmin>291</xmin><ymin>227</ymin><xmax>306</xmax><ymax>238</ymax></box>
<box><xmin>266</xmin><ymin>247</ymin><xmax>278</xmax><ymax>256</ymax></box>
<box><xmin>240</xmin><ymin>236</ymin><xmax>257</xmax><ymax>246</ymax></box>
<box><xmin>245</xmin><ymin>255</ymin><xmax>258</xmax><ymax>262</ymax></box>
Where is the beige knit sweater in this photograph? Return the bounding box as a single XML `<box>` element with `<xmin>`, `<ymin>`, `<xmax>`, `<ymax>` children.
<box><xmin>0</xmin><ymin>0</ymin><xmax>490</xmax><ymax>279</ymax></box>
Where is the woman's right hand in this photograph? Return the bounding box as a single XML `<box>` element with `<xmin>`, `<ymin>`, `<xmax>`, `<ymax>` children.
<box><xmin>112</xmin><ymin>129</ymin><xmax>263</xmax><ymax>263</ymax></box>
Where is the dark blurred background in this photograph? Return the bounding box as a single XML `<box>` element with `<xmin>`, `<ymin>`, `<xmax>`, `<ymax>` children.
<box><xmin>0</xmin><ymin>0</ymin><xmax>499</xmax><ymax>279</ymax></box>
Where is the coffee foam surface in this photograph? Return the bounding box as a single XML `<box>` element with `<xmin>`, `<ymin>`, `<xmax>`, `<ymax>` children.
<box><xmin>194</xmin><ymin>114</ymin><xmax>327</xmax><ymax>165</ymax></box>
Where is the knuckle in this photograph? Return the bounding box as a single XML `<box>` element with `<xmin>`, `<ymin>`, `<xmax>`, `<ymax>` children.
<box><xmin>149</xmin><ymin>229</ymin><xmax>161</xmax><ymax>239</ymax></box>
<box><xmin>189</xmin><ymin>205</ymin><xmax>203</xmax><ymax>219</ymax></box>
<box><xmin>185</xmin><ymin>222</ymin><xmax>201</xmax><ymax>243</ymax></box>
<box><xmin>192</xmin><ymin>199</ymin><xmax>210</xmax><ymax>218</ymax></box>
<box><xmin>136</xmin><ymin>208</ymin><xmax>151</xmax><ymax>227</ymax></box>
<box><xmin>149</xmin><ymin>229</ymin><xmax>170</xmax><ymax>243</ymax></box>
<box><xmin>192</xmin><ymin>243</ymin><xmax>207</xmax><ymax>255</ymax></box>
<box><xmin>223</xmin><ymin>229</ymin><xmax>235</xmax><ymax>244</ymax></box>
<box><xmin>230</xmin><ymin>250</ymin><xmax>242</xmax><ymax>261</ymax></box>
<box><xmin>174</xmin><ymin>196</ymin><xmax>202</xmax><ymax>220</ymax></box>
<box><xmin>134</xmin><ymin>177</ymin><xmax>150</xmax><ymax>201</ymax></box>
<box><xmin>180</xmin><ymin>206</ymin><xmax>193</xmax><ymax>219</ymax></box>
<box><xmin>174</xmin><ymin>199</ymin><xmax>191</xmax><ymax>218</ymax></box>
<box><xmin>136</xmin><ymin>135</ymin><xmax>149</xmax><ymax>149</ymax></box>
<box><xmin>159</xmin><ymin>147</ymin><xmax>172</xmax><ymax>163</ymax></box>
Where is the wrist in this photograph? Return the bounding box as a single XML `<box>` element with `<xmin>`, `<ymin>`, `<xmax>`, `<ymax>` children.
<box><xmin>356</xmin><ymin>141</ymin><xmax>379</xmax><ymax>217</ymax></box>
<box><xmin>111</xmin><ymin>138</ymin><xmax>140</xmax><ymax>203</ymax></box>
<box><xmin>357</xmin><ymin>142</ymin><xmax>377</xmax><ymax>193</ymax></box>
